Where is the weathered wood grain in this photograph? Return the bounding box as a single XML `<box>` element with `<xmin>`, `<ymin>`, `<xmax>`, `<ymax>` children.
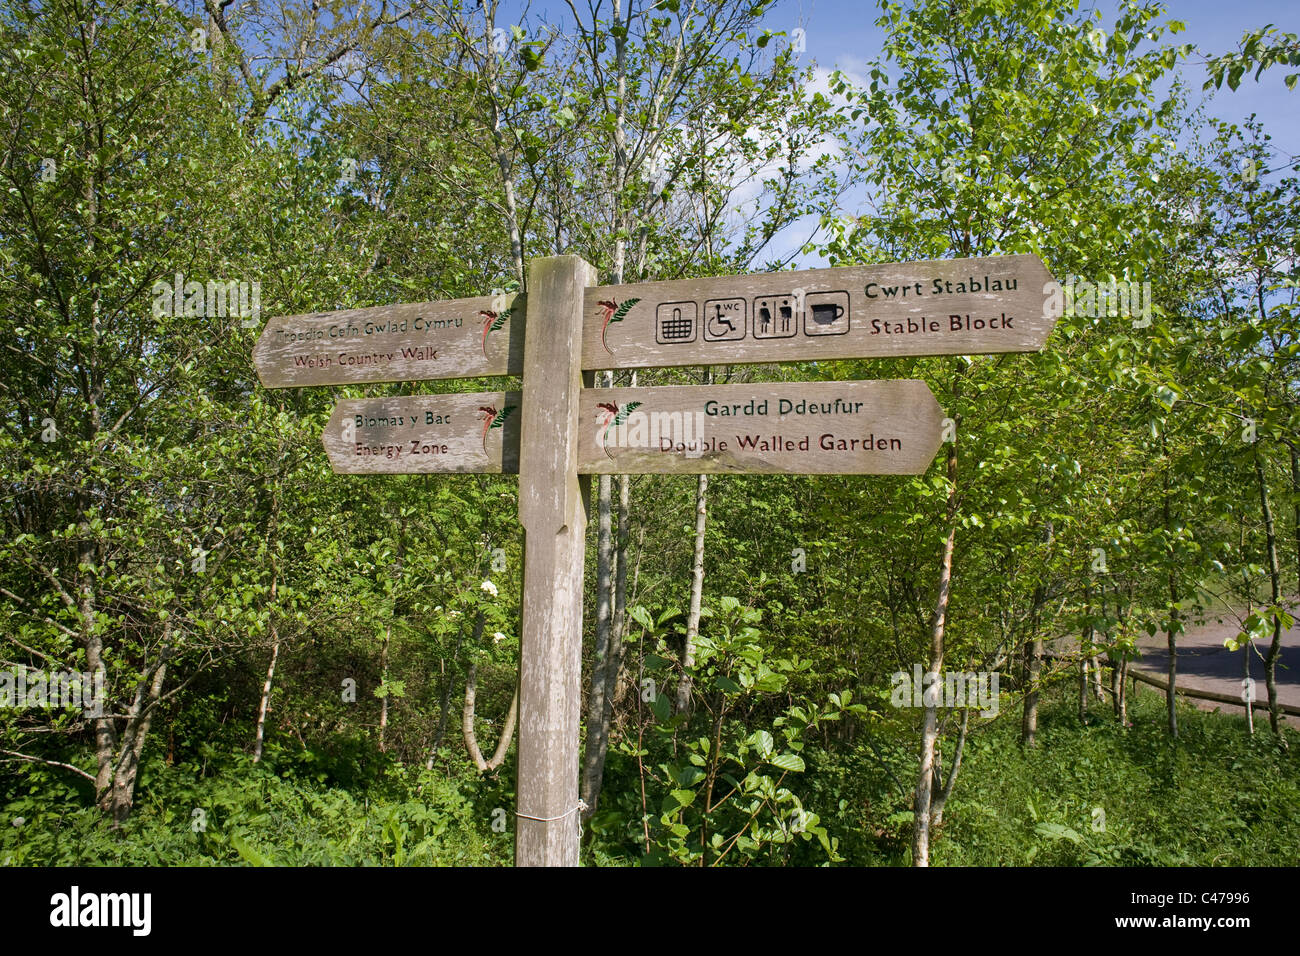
<box><xmin>515</xmin><ymin>256</ymin><xmax>596</xmax><ymax>868</ymax></box>
<box><xmin>254</xmin><ymin>292</ymin><xmax>524</xmax><ymax>388</ymax></box>
<box><xmin>578</xmin><ymin>379</ymin><xmax>946</xmax><ymax>475</ymax></box>
<box><xmin>581</xmin><ymin>253</ymin><xmax>1058</xmax><ymax>370</ymax></box>
<box><xmin>321</xmin><ymin>392</ymin><xmax>521</xmax><ymax>474</ymax></box>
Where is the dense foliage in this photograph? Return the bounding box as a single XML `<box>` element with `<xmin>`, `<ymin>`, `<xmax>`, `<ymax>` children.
<box><xmin>1</xmin><ymin>0</ymin><xmax>1295</xmax><ymax>866</ymax></box>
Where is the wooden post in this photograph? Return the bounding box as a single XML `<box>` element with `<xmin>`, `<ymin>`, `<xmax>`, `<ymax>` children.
<box><xmin>254</xmin><ymin>250</ymin><xmax>1058</xmax><ymax>866</ymax></box>
<box><xmin>515</xmin><ymin>255</ymin><xmax>596</xmax><ymax>866</ymax></box>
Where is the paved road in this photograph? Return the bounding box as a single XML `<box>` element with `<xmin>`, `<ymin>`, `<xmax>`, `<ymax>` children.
<box><xmin>1131</xmin><ymin>608</ymin><xmax>1299</xmax><ymax>725</ymax></box>
<box><xmin>1051</xmin><ymin>604</ymin><xmax>1299</xmax><ymax>726</ymax></box>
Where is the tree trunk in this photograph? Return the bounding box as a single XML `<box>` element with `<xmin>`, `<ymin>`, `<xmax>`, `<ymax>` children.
<box><xmin>378</xmin><ymin>621</ymin><xmax>391</xmax><ymax>752</ymax></box>
<box><xmin>107</xmin><ymin>651</ymin><xmax>169</xmax><ymax>825</ymax></box>
<box><xmin>252</xmin><ymin>629</ymin><xmax>279</xmax><ymax>763</ymax></box>
<box><xmin>253</xmin><ymin>489</ymin><xmax>281</xmax><ymax>763</ymax></box>
<box><xmin>1163</xmin><ymin>466</ymin><xmax>1179</xmax><ymax>739</ymax></box>
<box><xmin>1291</xmin><ymin>443</ymin><xmax>1299</xmax><ymax>593</ymax></box>
<box><xmin>427</xmin><ymin>615</ymin><xmax>469</xmax><ymax>769</ymax></box>
<box><xmin>1078</xmin><ymin>656</ymin><xmax>1088</xmax><ymax>720</ymax></box>
<box><xmin>581</xmin><ymin>372</ymin><xmax>618</xmax><ymax>816</ymax></box>
<box><xmin>101</xmin><ymin>621</ymin><xmax>172</xmax><ymax>825</ymax></box>
<box><xmin>610</xmin><ymin>399</ymin><xmax>634</xmax><ymax>706</ymax></box>
<box><xmin>580</xmin><ymin>447</ymin><xmax>635</xmax><ymax>819</ymax></box>
<box><xmin>607</xmin><ymin>470</ymin><xmax>632</xmax><ymax>704</ymax></box>
<box><xmin>1021</xmin><ymin>523</ymin><xmax>1051</xmax><ymax>745</ymax></box>
<box><xmin>1254</xmin><ymin>450</ymin><xmax>1285</xmax><ymax>736</ymax></box>
<box><xmin>1078</xmin><ymin>642</ymin><xmax>1092</xmax><ymax>721</ymax></box>
<box><xmin>462</xmin><ymin>662</ymin><xmax>520</xmax><ymax>773</ymax></box>
<box><xmin>81</xmin><ymin>559</ymin><xmax>116</xmax><ymax>807</ymax></box>
<box><xmin>1111</xmin><ymin>657</ymin><xmax>1120</xmax><ymax>718</ymax></box>
<box><xmin>676</xmin><ymin>368</ymin><xmax>713</xmax><ymax>714</ymax></box>
<box><xmin>930</xmin><ymin>708</ymin><xmax>970</xmax><ymax>828</ymax></box>
<box><xmin>484</xmin><ymin>13</ymin><xmax>524</xmax><ymax>285</ymax></box>
<box><xmin>1117</xmin><ymin>658</ymin><xmax>1129</xmax><ymax>726</ymax></box>
<box><xmin>1021</xmin><ymin>627</ymin><xmax>1042</xmax><ymax>745</ymax></box>
<box><xmin>1079</xmin><ymin>578</ymin><xmax>1094</xmax><ymax>720</ymax></box>
<box><xmin>913</xmin><ymin>440</ymin><xmax>958</xmax><ymax>868</ymax></box>
<box><xmin>1166</xmin><ymin>595</ymin><xmax>1179</xmax><ymax>739</ymax></box>
<box><xmin>1243</xmin><ymin>612</ymin><xmax>1255</xmax><ymax>735</ymax></box>
<box><xmin>1110</xmin><ymin>596</ymin><xmax>1130</xmax><ymax>726</ymax></box>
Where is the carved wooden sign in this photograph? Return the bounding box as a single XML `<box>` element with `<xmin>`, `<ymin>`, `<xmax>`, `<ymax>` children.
<box><xmin>582</xmin><ymin>254</ymin><xmax>1057</xmax><ymax>371</ymax></box>
<box><xmin>253</xmin><ymin>293</ymin><xmax>524</xmax><ymax>388</ymax></box>
<box><xmin>578</xmin><ymin>380</ymin><xmax>945</xmax><ymax>475</ymax></box>
<box><xmin>323</xmin><ymin>380</ymin><xmax>945</xmax><ymax>476</ymax></box>
<box><xmin>322</xmin><ymin>391</ymin><xmax>521</xmax><ymax>474</ymax></box>
<box><xmin>255</xmin><ymin>255</ymin><xmax>1058</xmax><ymax>386</ymax></box>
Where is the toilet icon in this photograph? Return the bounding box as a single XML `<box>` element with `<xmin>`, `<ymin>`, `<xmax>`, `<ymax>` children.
<box><xmin>753</xmin><ymin>295</ymin><xmax>798</xmax><ymax>338</ymax></box>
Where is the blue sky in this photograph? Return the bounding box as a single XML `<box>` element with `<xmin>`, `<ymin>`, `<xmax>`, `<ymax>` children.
<box><xmin>506</xmin><ymin>0</ymin><xmax>1295</xmax><ymax>265</ymax></box>
<box><xmin>784</xmin><ymin>0</ymin><xmax>1297</xmax><ymax>157</ymax></box>
<box><xmin>514</xmin><ymin>1</ymin><xmax>1294</xmax><ymax>155</ymax></box>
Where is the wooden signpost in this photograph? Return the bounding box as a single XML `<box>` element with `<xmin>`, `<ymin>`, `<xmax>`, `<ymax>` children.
<box><xmin>252</xmin><ymin>253</ymin><xmax>1060</xmax><ymax>867</ymax></box>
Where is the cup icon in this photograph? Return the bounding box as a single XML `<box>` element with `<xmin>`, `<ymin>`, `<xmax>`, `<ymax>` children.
<box><xmin>810</xmin><ymin>303</ymin><xmax>844</xmax><ymax>325</ymax></box>
<box><xmin>802</xmin><ymin>291</ymin><xmax>850</xmax><ymax>336</ymax></box>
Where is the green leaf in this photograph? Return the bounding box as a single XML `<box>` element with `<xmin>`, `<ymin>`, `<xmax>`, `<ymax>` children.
<box><xmin>611</xmin><ymin>297</ymin><xmax>640</xmax><ymax>323</ymax></box>
<box><xmin>611</xmin><ymin>401</ymin><xmax>641</xmax><ymax>427</ymax></box>
<box><xmin>230</xmin><ymin>834</ymin><xmax>276</xmax><ymax>866</ymax></box>
<box><xmin>490</xmin><ymin>405</ymin><xmax>517</xmax><ymax>431</ymax></box>
<box><xmin>769</xmin><ymin>753</ymin><xmax>805</xmax><ymax>772</ymax></box>
<box><xmin>1035</xmin><ymin>822</ymin><xmax>1084</xmax><ymax>845</ymax></box>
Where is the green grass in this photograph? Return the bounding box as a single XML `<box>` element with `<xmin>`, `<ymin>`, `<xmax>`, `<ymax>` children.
<box><xmin>5</xmin><ymin>682</ymin><xmax>1296</xmax><ymax>866</ymax></box>
<box><xmin>934</xmin><ymin>684</ymin><xmax>1300</xmax><ymax>865</ymax></box>
<box><xmin>797</xmin><ymin>681</ymin><xmax>1300</xmax><ymax>866</ymax></box>
<box><xmin>1</xmin><ymin>753</ymin><xmax>513</xmax><ymax>867</ymax></box>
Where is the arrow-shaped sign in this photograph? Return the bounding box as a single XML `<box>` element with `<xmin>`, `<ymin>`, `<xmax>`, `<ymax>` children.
<box><xmin>323</xmin><ymin>380</ymin><xmax>946</xmax><ymax>476</ymax></box>
<box><xmin>583</xmin><ymin>253</ymin><xmax>1058</xmax><ymax>371</ymax></box>
<box><xmin>255</xmin><ymin>293</ymin><xmax>524</xmax><ymax>388</ymax></box>
<box><xmin>579</xmin><ymin>380</ymin><xmax>946</xmax><ymax>475</ymax></box>
<box><xmin>254</xmin><ymin>255</ymin><xmax>1059</xmax><ymax>388</ymax></box>
<box><xmin>322</xmin><ymin>391</ymin><xmax>521</xmax><ymax>474</ymax></box>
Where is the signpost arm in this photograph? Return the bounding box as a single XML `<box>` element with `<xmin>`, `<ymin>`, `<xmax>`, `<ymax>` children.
<box><xmin>516</xmin><ymin>255</ymin><xmax>597</xmax><ymax>866</ymax></box>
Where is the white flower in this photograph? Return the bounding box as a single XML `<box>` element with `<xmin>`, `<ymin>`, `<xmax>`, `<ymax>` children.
<box><xmin>12</xmin><ymin>817</ymin><xmax>24</xmax><ymax>827</ymax></box>
<box><xmin>480</xmin><ymin>580</ymin><xmax>498</xmax><ymax>597</ymax></box>
<box><xmin>493</xmin><ymin>632</ymin><xmax>506</xmax><ymax>644</ymax></box>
